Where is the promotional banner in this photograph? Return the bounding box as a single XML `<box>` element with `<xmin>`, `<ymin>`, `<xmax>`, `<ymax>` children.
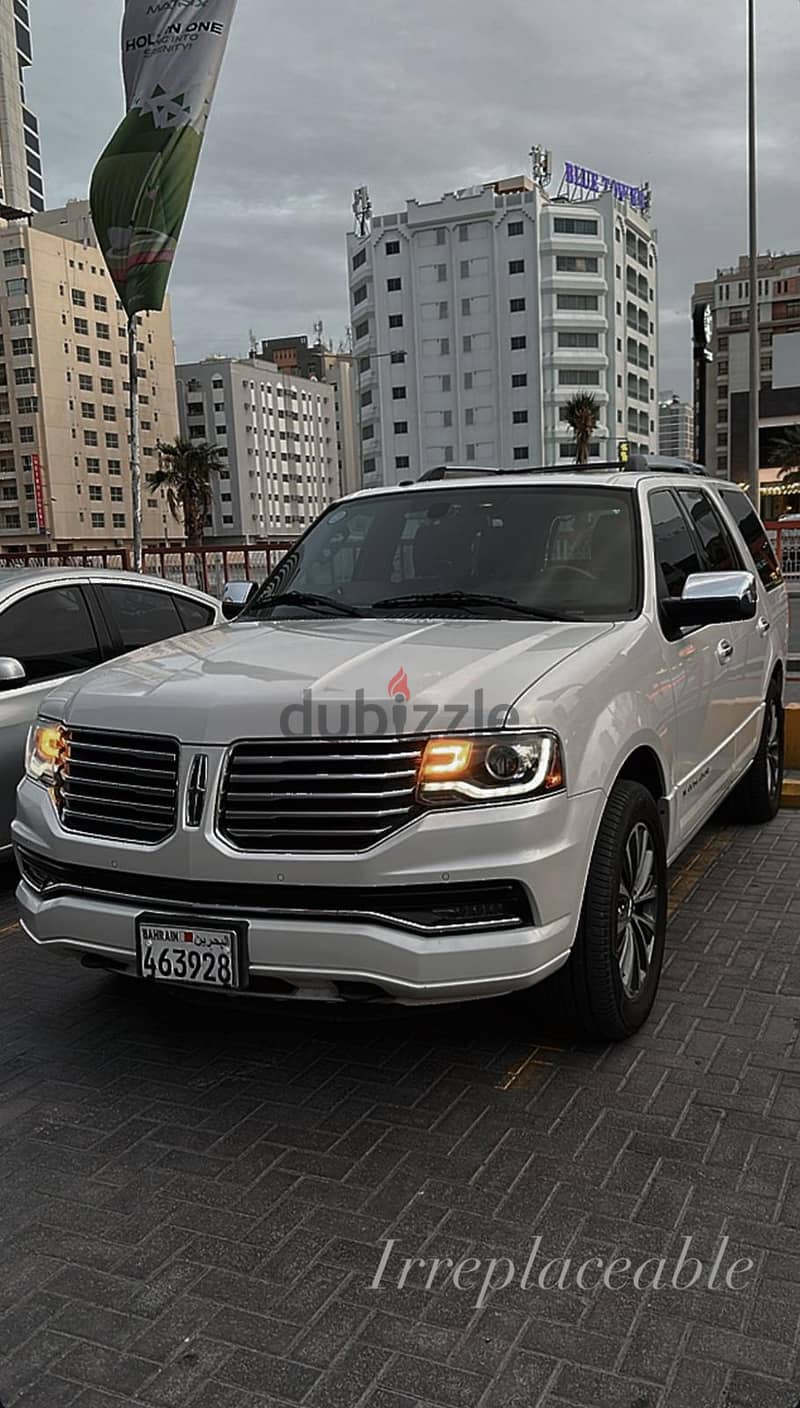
<box><xmin>31</xmin><ymin>454</ymin><xmax>46</xmax><ymax>533</ymax></box>
<box><xmin>90</xmin><ymin>0</ymin><xmax>238</xmax><ymax>317</ymax></box>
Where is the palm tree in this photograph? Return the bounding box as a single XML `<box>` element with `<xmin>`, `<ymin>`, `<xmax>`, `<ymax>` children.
<box><xmin>770</xmin><ymin>424</ymin><xmax>800</xmax><ymax>488</ymax></box>
<box><xmin>561</xmin><ymin>392</ymin><xmax>600</xmax><ymax>465</ymax></box>
<box><xmin>147</xmin><ymin>438</ymin><xmax>222</xmax><ymax>544</ymax></box>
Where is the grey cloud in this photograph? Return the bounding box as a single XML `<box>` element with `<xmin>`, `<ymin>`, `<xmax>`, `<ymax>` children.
<box><xmin>26</xmin><ymin>0</ymin><xmax>800</xmax><ymax>400</ymax></box>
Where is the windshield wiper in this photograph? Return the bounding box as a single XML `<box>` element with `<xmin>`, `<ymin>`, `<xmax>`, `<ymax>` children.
<box><xmin>370</xmin><ymin>591</ymin><xmax>580</xmax><ymax>620</ymax></box>
<box><xmin>249</xmin><ymin>591</ymin><xmax>364</xmax><ymax>618</ymax></box>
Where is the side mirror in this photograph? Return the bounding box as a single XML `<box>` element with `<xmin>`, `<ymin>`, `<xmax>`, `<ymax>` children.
<box><xmin>0</xmin><ymin>656</ymin><xmax>26</xmax><ymax>691</ymax></box>
<box><xmin>661</xmin><ymin>571</ymin><xmax>758</xmax><ymax>630</ymax></box>
<box><xmin>221</xmin><ymin>580</ymin><xmax>257</xmax><ymax>620</ymax></box>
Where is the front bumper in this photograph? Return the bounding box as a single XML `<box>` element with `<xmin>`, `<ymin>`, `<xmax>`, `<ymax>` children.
<box><xmin>13</xmin><ymin>778</ymin><xmax>605</xmax><ymax>1005</ymax></box>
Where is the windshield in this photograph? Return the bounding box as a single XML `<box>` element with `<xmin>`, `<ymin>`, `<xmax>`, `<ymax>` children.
<box><xmin>245</xmin><ymin>485</ymin><xmax>641</xmax><ymax>621</ymax></box>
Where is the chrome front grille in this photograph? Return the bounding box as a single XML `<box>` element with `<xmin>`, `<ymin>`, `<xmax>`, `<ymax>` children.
<box><xmin>58</xmin><ymin>728</ymin><xmax>180</xmax><ymax>844</ymax></box>
<box><xmin>218</xmin><ymin>737</ymin><xmax>426</xmax><ymax>851</ymax></box>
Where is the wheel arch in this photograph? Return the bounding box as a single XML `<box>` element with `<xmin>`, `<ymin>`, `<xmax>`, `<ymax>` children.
<box><xmin>613</xmin><ymin>745</ymin><xmax>670</xmax><ymax>851</ymax></box>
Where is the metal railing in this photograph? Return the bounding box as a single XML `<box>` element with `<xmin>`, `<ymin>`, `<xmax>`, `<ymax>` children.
<box><xmin>768</xmin><ymin>523</ymin><xmax>800</xmax><ymax>581</ymax></box>
<box><xmin>0</xmin><ymin>541</ymin><xmax>294</xmax><ymax>595</ymax></box>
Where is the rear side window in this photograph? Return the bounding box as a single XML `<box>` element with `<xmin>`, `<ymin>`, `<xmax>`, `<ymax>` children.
<box><xmin>0</xmin><ymin>585</ymin><xmax>101</xmax><ymax>684</ymax></box>
<box><xmin>99</xmin><ymin>584</ymin><xmax>184</xmax><ymax>652</ymax></box>
<box><xmin>676</xmin><ymin>489</ymin><xmax>742</xmax><ymax>573</ymax></box>
<box><xmin>719</xmin><ymin>488</ymin><xmax>782</xmax><ymax>590</ymax></box>
<box><xmin>649</xmin><ymin>490</ymin><xmax>702</xmax><ymax>598</ymax></box>
<box><xmin>174</xmin><ymin>595</ymin><xmax>216</xmax><ymax>632</ymax></box>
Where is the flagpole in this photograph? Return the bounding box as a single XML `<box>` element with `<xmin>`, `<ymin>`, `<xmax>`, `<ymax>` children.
<box><xmin>128</xmin><ymin>315</ymin><xmax>143</xmax><ymax>573</ymax></box>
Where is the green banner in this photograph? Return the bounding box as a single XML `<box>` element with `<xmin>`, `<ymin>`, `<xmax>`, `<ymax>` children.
<box><xmin>90</xmin><ymin>0</ymin><xmax>238</xmax><ymax>317</ymax></box>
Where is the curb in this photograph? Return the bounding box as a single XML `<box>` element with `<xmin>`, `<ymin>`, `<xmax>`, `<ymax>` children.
<box><xmin>782</xmin><ymin>705</ymin><xmax>800</xmax><ymax>807</ymax></box>
<box><xmin>782</xmin><ymin>777</ymin><xmax>800</xmax><ymax>809</ymax></box>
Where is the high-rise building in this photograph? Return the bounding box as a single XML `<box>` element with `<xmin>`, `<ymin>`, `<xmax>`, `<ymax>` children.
<box><xmin>0</xmin><ymin>205</ymin><xmax>181</xmax><ymax>552</ymax></box>
<box><xmin>0</xmin><ymin>0</ymin><xmax>44</xmax><ymax>213</ymax></box>
<box><xmin>251</xmin><ymin>335</ymin><xmax>360</xmax><ymax>497</ymax></box>
<box><xmin>658</xmin><ymin>392</ymin><xmax>694</xmax><ymax>459</ymax></box>
<box><xmin>692</xmin><ymin>252</ymin><xmax>800</xmax><ymax>492</ymax></box>
<box><xmin>176</xmin><ymin>357</ymin><xmax>340</xmax><ymax>541</ymax></box>
<box><xmin>346</xmin><ymin>170</ymin><xmax>658</xmax><ymax>486</ymax></box>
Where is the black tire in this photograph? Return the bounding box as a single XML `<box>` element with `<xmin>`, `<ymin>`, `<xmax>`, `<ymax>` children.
<box><xmin>724</xmin><ymin>678</ymin><xmax>784</xmax><ymax>825</ymax></box>
<box><xmin>554</xmin><ymin>780</ymin><xmax>667</xmax><ymax>1041</ymax></box>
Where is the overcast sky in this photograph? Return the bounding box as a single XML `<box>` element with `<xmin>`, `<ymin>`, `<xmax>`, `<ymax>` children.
<box><xmin>26</xmin><ymin>0</ymin><xmax>800</xmax><ymax>399</ymax></box>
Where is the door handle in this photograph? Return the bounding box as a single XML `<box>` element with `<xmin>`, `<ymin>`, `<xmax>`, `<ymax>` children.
<box><xmin>716</xmin><ymin>639</ymin><xmax>734</xmax><ymax>664</ymax></box>
<box><xmin>756</xmin><ymin>616</ymin><xmax>771</xmax><ymax>636</ymax></box>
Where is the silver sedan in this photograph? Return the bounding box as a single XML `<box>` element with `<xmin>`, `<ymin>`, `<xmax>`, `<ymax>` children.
<box><xmin>0</xmin><ymin>567</ymin><xmax>223</xmax><ymax>853</ymax></box>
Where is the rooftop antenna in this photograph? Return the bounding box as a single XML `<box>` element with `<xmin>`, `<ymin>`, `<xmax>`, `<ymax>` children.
<box><xmin>530</xmin><ymin>144</ymin><xmax>553</xmax><ymax>189</ymax></box>
<box><xmin>248</xmin><ymin>328</ymin><xmax>258</xmax><ymax>359</ymax></box>
<box><xmin>313</xmin><ymin>318</ymin><xmax>325</xmax><ymax>348</ymax></box>
<box><xmin>353</xmin><ymin>185</ymin><xmax>372</xmax><ymax>238</ymax></box>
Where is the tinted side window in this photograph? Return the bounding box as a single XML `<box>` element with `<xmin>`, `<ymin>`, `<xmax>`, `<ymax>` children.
<box><xmin>0</xmin><ymin>585</ymin><xmax>101</xmax><ymax>684</ymax></box>
<box><xmin>100</xmin><ymin>584</ymin><xmax>184</xmax><ymax>652</ymax></box>
<box><xmin>649</xmin><ymin>490</ymin><xmax>703</xmax><ymax>598</ymax></box>
<box><xmin>173</xmin><ymin>596</ymin><xmax>216</xmax><ymax>632</ymax></box>
<box><xmin>677</xmin><ymin>489</ymin><xmax>742</xmax><ymax>572</ymax></box>
<box><xmin>720</xmin><ymin>488</ymin><xmax>782</xmax><ymax>589</ymax></box>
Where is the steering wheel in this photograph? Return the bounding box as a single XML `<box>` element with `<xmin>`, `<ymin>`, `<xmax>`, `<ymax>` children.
<box><xmin>540</xmin><ymin>563</ymin><xmax>596</xmax><ymax>584</ymax></box>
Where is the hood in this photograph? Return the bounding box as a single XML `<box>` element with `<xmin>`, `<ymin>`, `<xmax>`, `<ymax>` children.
<box><xmin>44</xmin><ymin>617</ymin><xmax>614</xmax><ymax>743</ymax></box>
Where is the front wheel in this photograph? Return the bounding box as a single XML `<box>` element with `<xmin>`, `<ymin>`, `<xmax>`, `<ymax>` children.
<box><xmin>724</xmin><ymin>679</ymin><xmax>784</xmax><ymax>824</ymax></box>
<box><xmin>554</xmin><ymin>780</ymin><xmax>667</xmax><ymax>1041</ymax></box>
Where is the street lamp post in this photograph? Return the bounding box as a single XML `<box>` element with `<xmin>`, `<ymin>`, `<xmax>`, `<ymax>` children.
<box><xmin>746</xmin><ymin>0</ymin><xmax>761</xmax><ymax>509</ymax></box>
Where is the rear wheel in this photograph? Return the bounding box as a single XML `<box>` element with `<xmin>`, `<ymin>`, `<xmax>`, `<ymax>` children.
<box><xmin>725</xmin><ymin>678</ymin><xmax>783</xmax><ymax>824</ymax></box>
<box><xmin>554</xmin><ymin>780</ymin><xmax>667</xmax><ymax>1041</ymax></box>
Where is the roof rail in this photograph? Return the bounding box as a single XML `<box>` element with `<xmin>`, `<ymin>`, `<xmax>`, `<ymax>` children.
<box><xmin>417</xmin><ymin>455</ymin><xmax>708</xmax><ymax>483</ymax></box>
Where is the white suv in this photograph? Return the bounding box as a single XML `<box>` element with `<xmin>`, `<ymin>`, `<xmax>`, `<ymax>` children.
<box><xmin>13</xmin><ymin>461</ymin><xmax>788</xmax><ymax>1041</ymax></box>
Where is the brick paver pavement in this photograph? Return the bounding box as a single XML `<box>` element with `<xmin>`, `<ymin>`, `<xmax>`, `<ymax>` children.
<box><xmin>0</xmin><ymin>816</ymin><xmax>799</xmax><ymax>1408</ymax></box>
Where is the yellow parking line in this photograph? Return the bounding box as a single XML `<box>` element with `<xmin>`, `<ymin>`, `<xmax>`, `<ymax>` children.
<box><xmin>0</xmin><ymin>920</ymin><xmax>20</xmax><ymax>938</ymax></box>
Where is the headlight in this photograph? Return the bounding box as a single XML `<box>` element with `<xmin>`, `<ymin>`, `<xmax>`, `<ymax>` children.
<box><xmin>418</xmin><ymin>731</ymin><xmax>564</xmax><ymax>805</ymax></box>
<box><xmin>25</xmin><ymin>721</ymin><xmax>66</xmax><ymax>787</ymax></box>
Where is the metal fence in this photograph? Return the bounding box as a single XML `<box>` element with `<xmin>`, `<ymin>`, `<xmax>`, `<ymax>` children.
<box><xmin>0</xmin><ymin>542</ymin><xmax>294</xmax><ymax>596</ymax></box>
<box><xmin>770</xmin><ymin>525</ymin><xmax>800</xmax><ymax>581</ymax></box>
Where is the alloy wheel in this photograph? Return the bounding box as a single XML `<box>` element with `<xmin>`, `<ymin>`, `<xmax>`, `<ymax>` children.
<box><xmin>615</xmin><ymin>821</ymin><xmax>659</xmax><ymax>999</ymax></box>
<box><xmin>766</xmin><ymin>699</ymin><xmax>781</xmax><ymax>800</ymax></box>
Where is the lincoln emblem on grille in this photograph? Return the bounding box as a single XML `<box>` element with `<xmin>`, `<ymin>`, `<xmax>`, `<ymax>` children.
<box><xmin>185</xmin><ymin>753</ymin><xmax>209</xmax><ymax>829</ymax></box>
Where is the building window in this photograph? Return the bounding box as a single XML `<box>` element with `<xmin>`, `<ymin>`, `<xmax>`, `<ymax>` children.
<box><xmin>387</xmin><ymin>277</ymin><xmax>402</xmax><ymax>292</ymax></box>
<box><xmin>354</xmin><ymin>319</ymin><xmax>369</xmax><ymax>341</ymax></box>
<box><xmin>91</xmin><ymin>513</ymin><xmax>105</xmax><ymax>528</ymax></box>
<box><xmin>438</xmin><ymin>301</ymin><xmax>448</xmax><ymax>319</ymax></box>
<box><xmin>11</xmin><ymin>337</ymin><xmax>33</xmax><ymax>357</ymax></box>
<box><xmin>96</xmin><ymin>322</ymin><xmax>110</xmax><ymax>339</ymax></box>
<box><xmin>509</xmin><ymin>260</ymin><xmax>525</xmax><ymax>275</ymax></box>
<box><xmin>363</xmin><ymin>457</ymin><xmax>376</xmax><ymax>475</ymax></box>
<box><xmin>76</xmin><ymin>345</ymin><xmax>91</xmax><ymax>363</ymax></box>
<box><xmin>108</xmin><ymin>460</ymin><xmax>122</xmax><ymax>474</ymax></box>
<box><xmin>3</xmin><ymin>248</ymin><xmax>24</xmax><ymax>267</ymax></box>
<box><xmin>353</xmin><ymin>284</ymin><xmax>368</xmax><ymax>305</ymax></box>
<box><xmin>553</xmin><ymin>217</ymin><xmax>598</xmax><ymax>235</ymax></box>
<box><xmin>81</xmin><ymin>401</ymin><xmax>96</xmax><ymax>418</ymax></box>
<box><xmin>394</xmin><ymin>421</ymin><xmax>408</xmax><ymax>434</ymax></box>
<box><xmin>112</xmin><ymin>513</ymin><xmax>126</xmax><ymax>528</ymax></box>
<box><xmin>17</xmin><ymin>397</ymin><xmax>38</xmax><ymax>414</ymax></box>
<box><xmin>98</xmin><ymin>350</ymin><xmax>112</xmax><ymax>368</ymax></box>
<box><xmin>78</xmin><ymin>374</ymin><xmax>93</xmax><ymax>392</ymax></box>
<box><xmin>388</xmin><ymin>314</ymin><xmax>403</xmax><ymax>328</ymax></box>
<box><xmin>557</xmin><ymin>293</ymin><xmax>599</xmax><ymax>311</ymax></box>
<box><xmin>392</xmin><ymin>386</ymin><xmax>407</xmax><ymax>400</ymax></box>
<box><xmin>100</xmin><ymin>378</ymin><xmax>114</xmax><ymax>395</ymax></box>
<box><xmin>106</xmin><ymin>433</ymin><xmax>119</xmax><ymax>448</ymax></box>
<box><xmin>513</xmin><ymin>446</ymin><xmax>529</xmax><ymax>461</ymax></box>
<box><xmin>103</xmin><ymin>405</ymin><xmax>117</xmax><ymax>421</ymax></box>
<box><xmin>559</xmin><ymin>369</ymin><xmax>601</xmax><ymax>386</ymax></box>
<box><xmin>466</xmin><ymin>444</ymin><xmax>476</xmax><ymax>461</ymax></box>
<box><xmin>440</xmin><ymin>338</ymin><xmax>450</xmax><ymax>355</ymax></box>
<box><xmin>508</xmin><ymin>221</ymin><xmax>524</xmax><ymax>237</ymax></box>
<box><xmin>86</xmin><ymin>457</ymin><xmax>101</xmax><ymax>473</ymax></box>
<box><xmin>556</xmin><ymin>255</ymin><xmax>599</xmax><ymax>273</ymax></box>
<box><xmin>74</xmin><ymin>317</ymin><xmax>89</xmax><ymax>335</ymax></box>
<box><xmin>110</xmin><ymin>486</ymin><xmax>124</xmax><ymax>503</ymax></box>
<box><xmin>84</xmin><ymin>430</ymin><xmax>98</xmax><ymax>446</ymax></box>
<box><xmin>395</xmin><ymin>456</ymin><xmax>410</xmax><ymax>469</ymax></box>
<box><xmin>9</xmin><ymin>308</ymin><xmax>30</xmax><ymax>326</ymax></box>
<box><xmin>385</xmin><ymin>240</ymin><xmax>400</xmax><ymax>255</ymax></box>
<box><xmin>511</xmin><ymin>373</ymin><xmax>527</xmax><ymax>388</ymax></box>
<box><xmin>6</xmin><ymin>278</ymin><xmax>27</xmax><ymax>296</ymax></box>
<box><xmin>512</xmin><ymin>410</ymin><xmax>528</xmax><ymax>424</ymax></box>
<box><xmin>14</xmin><ymin>366</ymin><xmax>35</xmax><ymax>385</ymax></box>
<box><xmin>361</xmin><ymin>423</ymin><xmax>374</xmax><ymax>440</ymax></box>
<box><xmin>510</xmin><ymin>298</ymin><xmax>526</xmax><ymax>313</ymax></box>
<box><xmin>71</xmin><ymin>288</ymin><xmax>86</xmax><ymax>307</ymax></box>
<box><xmin>461</xmin><ymin>298</ymin><xmax>471</xmax><ymax>317</ymax></box>
<box><xmin>352</xmin><ymin>248</ymin><xmax>367</xmax><ymax>270</ymax></box>
<box><xmin>510</xmin><ymin>336</ymin><xmax>527</xmax><ymax>350</ymax></box>
<box><xmin>441</xmin><ymin>376</ymin><xmax>451</xmax><ymax>393</ymax></box>
<box><xmin>464</xmin><ymin>372</ymin><xmax>473</xmax><ymax>390</ymax></box>
<box><xmin>558</xmin><ymin>331</ymin><xmax>599</xmax><ymax>348</ymax></box>
<box><xmin>88</xmin><ymin>484</ymin><xmax>102</xmax><ymax>502</ymax></box>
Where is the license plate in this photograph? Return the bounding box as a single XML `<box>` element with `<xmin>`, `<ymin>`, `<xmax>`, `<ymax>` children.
<box><xmin>137</xmin><ymin>917</ymin><xmax>244</xmax><ymax>989</ymax></box>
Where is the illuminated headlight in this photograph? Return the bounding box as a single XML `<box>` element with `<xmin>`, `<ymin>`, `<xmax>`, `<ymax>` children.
<box><xmin>418</xmin><ymin>731</ymin><xmax>564</xmax><ymax>805</ymax></box>
<box><xmin>25</xmin><ymin>721</ymin><xmax>66</xmax><ymax>787</ymax></box>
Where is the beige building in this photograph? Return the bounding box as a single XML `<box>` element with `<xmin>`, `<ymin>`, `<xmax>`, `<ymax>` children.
<box><xmin>0</xmin><ymin>0</ymin><xmax>44</xmax><ymax>213</ymax></box>
<box><xmin>0</xmin><ymin>204</ymin><xmax>180</xmax><ymax>552</ymax></box>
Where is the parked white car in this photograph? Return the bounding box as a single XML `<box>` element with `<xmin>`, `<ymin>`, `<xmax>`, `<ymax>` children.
<box><xmin>13</xmin><ymin>461</ymin><xmax>788</xmax><ymax>1040</ymax></box>
<box><xmin>0</xmin><ymin>568</ymin><xmax>223</xmax><ymax>853</ymax></box>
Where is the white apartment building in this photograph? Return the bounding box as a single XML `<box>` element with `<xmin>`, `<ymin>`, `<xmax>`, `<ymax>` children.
<box><xmin>0</xmin><ymin>207</ymin><xmax>180</xmax><ymax>552</ymax></box>
<box><xmin>0</xmin><ymin>0</ymin><xmax>43</xmax><ymax>212</ymax></box>
<box><xmin>177</xmin><ymin>357</ymin><xmax>341</xmax><ymax>541</ymax></box>
<box><xmin>658</xmin><ymin>392</ymin><xmax>694</xmax><ymax>459</ymax></box>
<box><xmin>346</xmin><ymin>172</ymin><xmax>658</xmax><ymax>486</ymax></box>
